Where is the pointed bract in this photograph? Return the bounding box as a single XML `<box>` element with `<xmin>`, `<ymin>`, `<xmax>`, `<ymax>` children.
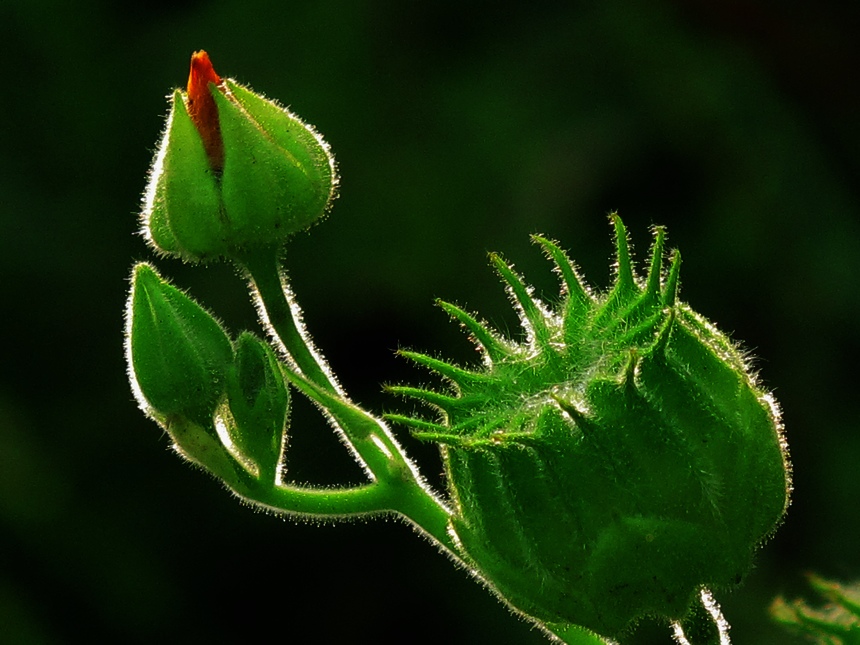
<box><xmin>531</xmin><ymin>234</ymin><xmax>592</xmax><ymax>308</ymax></box>
<box><xmin>225</xmin><ymin>332</ymin><xmax>290</xmax><ymax>478</ymax></box>
<box><xmin>436</xmin><ymin>300</ymin><xmax>509</xmax><ymax>363</ymax></box>
<box><xmin>610</xmin><ymin>212</ymin><xmax>636</xmax><ymax>297</ymax></box>
<box><xmin>491</xmin><ymin>253</ymin><xmax>551</xmax><ymax>347</ymax></box>
<box><xmin>645</xmin><ymin>226</ymin><xmax>666</xmax><ymax>300</ymax></box>
<box><xmin>663</xmin><ymin>249</ymin><xmax>682</xmax><ymax>307</ymax></box>
<box><xmin>386</xmin><ymin>385</ymin><xmax>460</xmax><ymax>413</ymax></box>
<box><xmin>398</xmin><ymin>350</ymin><xmax>490</xmax><ymax>388</ymax></box>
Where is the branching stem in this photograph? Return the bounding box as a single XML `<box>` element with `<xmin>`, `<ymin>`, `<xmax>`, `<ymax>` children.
<box><xmin>235</xmin><ymin>248</ymin><xmax>458</xmax><ymax>555</ymax></box>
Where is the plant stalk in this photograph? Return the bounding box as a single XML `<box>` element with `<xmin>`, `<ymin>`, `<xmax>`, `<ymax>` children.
<box><xmin>236</xmin><ymin>248</ymin><xmax>458</xmax><ymax>555</ymax></box>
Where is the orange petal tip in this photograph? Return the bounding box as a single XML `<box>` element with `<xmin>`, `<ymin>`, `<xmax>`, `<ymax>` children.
<box><xmin>186</xmin><ymin>50</ymin><xmax>224</xmax><ymax>171</ymax></box>
<box><xmin>188</xmin><ymin>50</ymin><xmax>221</xmax><ymax>97</ymax></box>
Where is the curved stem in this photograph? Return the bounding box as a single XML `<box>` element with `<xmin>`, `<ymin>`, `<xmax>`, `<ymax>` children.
<box><xmin>279</xmin><ymin>364</ymin><xmax>459</xmax><ymax>554</ymax></box>
<box><xmin>673</xmin><ymin>589</ymin><xmax>730</xmax><ymax>645</ymax></box>
<box><xmin>249</xmin><ymin>480</ymin><xmax>388</xmax><ymax>517</ymax></box>
<box><xmin>240</xmin><ymin>249</ymin><xmax>337</xmax><ymax>392</ymax></box>
<box><xmin>234</xmin><ymin>248</ymin><xmax>458</xmax><ymax>556</ymax></box>
<box><xmin>388</xmin><ymin>479</ymin><xmax>459</xmax><ymax>555</ymax></box>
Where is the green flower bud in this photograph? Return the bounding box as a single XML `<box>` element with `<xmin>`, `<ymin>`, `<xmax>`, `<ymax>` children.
<box><xmin>224</xmin><ymin>333</ymin><xmax>290</xmax><ymax>478</ymax></box>
<box><xmin>142</xmin><ymin>51</ymin><xmax>337</xmax><ymax>263</ymax></box>
<box><xmin>126</xmin><ymin>263</ymin><xmax>233</xmax><ymax>427</ymax></box>
<box><xmin>392</xmin><ymin>216</ymin><xmax>790</xmax><ymax>638</ymax></box>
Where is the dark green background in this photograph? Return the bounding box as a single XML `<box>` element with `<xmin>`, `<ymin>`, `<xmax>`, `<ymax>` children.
<box><xmin>2</xmin><ymin>1</ymin><xmax>858</xmax><ymax>643</ymax></box>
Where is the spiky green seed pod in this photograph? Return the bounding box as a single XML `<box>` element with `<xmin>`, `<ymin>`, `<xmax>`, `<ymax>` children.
<box><xmin>390</xmin><ymin>215</ymin><xmax>790</xmax><ymax>638</ymax></box>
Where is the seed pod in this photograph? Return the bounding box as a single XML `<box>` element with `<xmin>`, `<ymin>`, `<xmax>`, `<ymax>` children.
<box><xmin>391</xmin><ymin>216</ymin><xmax>790</xmax><ymax>638</ymax></box>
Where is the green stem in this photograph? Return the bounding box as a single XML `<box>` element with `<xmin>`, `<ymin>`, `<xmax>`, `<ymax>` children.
<box><xmin>674</xmin><ymin>589</ymin><xmax>730</xmax><ymax>645</ymax></box>
<box><xmin>235</xmin><ymin>248</ymin><xmax>457</xmax><ymax>555</ymax></box>
<box><xmin>240</xmin><ymin>249</ymin><xmax>337</xmax><ymax>392</ymax></box>
<box><xmin>250</xmin><ymin>481</ymin><xmax>388</xmax><ymax>516</ymax></box>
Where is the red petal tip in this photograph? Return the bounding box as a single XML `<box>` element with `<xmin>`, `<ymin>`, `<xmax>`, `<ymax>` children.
<box><xmin>186</xmin><ymin>50</ymin><xmax>224</xmax><ymax>171</ymax></box>
<box><xmin>187</xmin><ymin>50</ymin><xmax>221</xmax><ymax>96</ymax></box>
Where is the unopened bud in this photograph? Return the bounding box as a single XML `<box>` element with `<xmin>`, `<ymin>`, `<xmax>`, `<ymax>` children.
<box><xmin>126</xmin><ymin>263</ymin><xmax>233</xmax><ymax>426</ymax></box>
<box><xmin>225</xmin><ymin>332</ymin><xmax>290</xmax><ymax>477</ymax></box>
<box><xmin>142</xmin><ymin>51</ymin><xmax>337</xmax><ymax>263</ymax></box>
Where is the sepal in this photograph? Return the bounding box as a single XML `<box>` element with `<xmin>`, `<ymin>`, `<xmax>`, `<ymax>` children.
<box><xmin>144</xmin><ymin>90</ymin><xmax>226</xmax><ymax>262</ymax></box>
<box><xmin>225</xmin><ymin>332</ymin><xmax>289</xmax><ymax>478</ymax></box>
<box><xmin>219</xmin><ymin>79</ymin><xmax>336</xmax><ymax>238</ymax></box>
<box><xmin>165</xmin><ymin>416</ymin><xmax>247</xmax><ymax>489</ymax></box>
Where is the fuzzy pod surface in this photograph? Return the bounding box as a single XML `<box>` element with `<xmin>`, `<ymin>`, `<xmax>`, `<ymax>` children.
<box><xmin>391</xmin><ymin>216</ymin><xmax>790</xmax><ymax>638</ymax></box>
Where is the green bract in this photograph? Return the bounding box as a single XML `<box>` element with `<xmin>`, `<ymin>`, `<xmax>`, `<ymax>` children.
<box><xmin>390</xmin><ymin>216</ymin><xmax>791</xmax><ymax>638</ymax></box>
<box><xmin>224</xmin><ymin>332</ymin><xmax>290</xmax><ymax>479</ymax></box>
<box><xmin>143</xmin><ymin>79</ymin><xmax>337</xmax><ymax>263</ymax></box>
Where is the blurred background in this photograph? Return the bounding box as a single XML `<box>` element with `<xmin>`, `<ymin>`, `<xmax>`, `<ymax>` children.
<box><xmin>2</xmin><ymin>0</ymin><xmax>858</xmax><ymax>642</ymax></box>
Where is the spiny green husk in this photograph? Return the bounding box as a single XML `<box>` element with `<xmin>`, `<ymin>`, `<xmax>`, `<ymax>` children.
<box><xmin>390</xmin><ymin>215</ymin><xmax>790</xmax><ymax>638</ymax></box>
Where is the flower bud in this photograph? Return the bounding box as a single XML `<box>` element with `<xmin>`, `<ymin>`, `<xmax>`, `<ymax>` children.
<box><xmin>142</xmin><ymin>51</ymin><xmax>337</xmax><ymax>263</ymax></box>
<box><xmin>224</xmin><ymin>332</ymin><xmax>290</xmax><ymax>478</ymax></box>
<box><xmin>126</xmin><ymin>263</ymin><xmax>233</xmax><ymax>427</ymax></box>
<box><xmin>391</xmin><ymin>216</ymin><xmax>790</xmax><ymax>638</ymax></box>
